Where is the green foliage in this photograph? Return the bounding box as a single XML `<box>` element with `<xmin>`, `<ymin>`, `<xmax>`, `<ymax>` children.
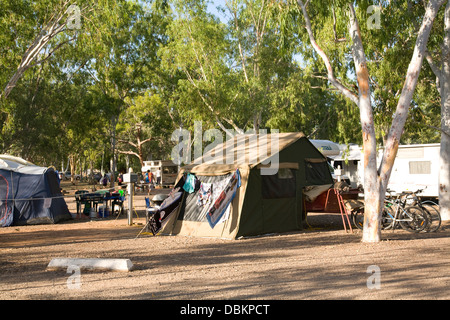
<box><xmin>0</xmin><ymin>0</ymin><xmax>444</xmax><ymax>169</ymax></box>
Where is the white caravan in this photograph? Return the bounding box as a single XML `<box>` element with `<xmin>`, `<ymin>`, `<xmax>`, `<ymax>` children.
<box><xmin>358</xmin><ymin>143</ymin><xmax>440</xmax><ymax>198</ymax></box>
<box><xmin>141</xmin><ymin>160</ymin><xmax>179</xmax><ymax>187</ymax></box>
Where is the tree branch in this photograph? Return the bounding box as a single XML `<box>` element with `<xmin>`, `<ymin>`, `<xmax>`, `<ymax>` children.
<box><xmin>29</xmin><ymin>37</ymin><xmax>76</xmax><ymax>68</ymax></box>
<box><xmin>117</xmin><ymin>150</ymin><xmax>140</xmax><ymax>159</ymax></box>
<box><xmin>140</xmin><ymin>138</ymin><xmax>152</xmax><ymax>145</ymax></box>
<box><xmin>297</xmin><ymin>0</ymin><xmax>358</xmax><ymax>105</ymax></box>
<box><xmin>425</xmin><ymin>49</ymin><xmax>442</xmax><ymax>95</ymax></box>
<box><xmin>226</xmin><ymin>0</ymin><xmax>249</xmax><ymax>83</ymax></box>
<box><xmin>332</xmin><ymin>7</ymin><xmax>347</xmax><ymax>43</ymax></box>
<box><xmin>1</xmin><ymin>1</ymin><xmax>71</xmax><ymax>100</ymax></box>
<box><xmin>117</xmin><ymin>138</ymin><xmax>138</xmax><ymax>149</ymax></box>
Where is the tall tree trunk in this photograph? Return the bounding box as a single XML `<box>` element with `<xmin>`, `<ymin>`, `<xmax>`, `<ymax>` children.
<box><xmin>69</xmin><ymin>154</ymin><xmax>76</xmax><ymax>185</ymax></box>
<box><xmin>440</xmin><ymin>0</ymin><xmax>450</xmax><ymax>221</ymax></box>
<box><xmin>110</xmin><ymin>115</ymin><xmax>118</xmax><ymax>188</ymax></box>
<box><xmin>364</xmin><ymin>0</ymin><xmax>444</xmax><ymax>241</ymax></box>
<box><xmin>441</xmin><ymin>128</ymin><xmax>450</xmax><ymax>221</ymax></box>
<box><xmin>348</xmin><ymin>4</ymin><xmax>380</xmax><ymax>242</ymax></box>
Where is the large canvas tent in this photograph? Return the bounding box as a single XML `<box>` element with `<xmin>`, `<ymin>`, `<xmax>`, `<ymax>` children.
<box><xmin>156</xmin><ymin>132</ymin><xmax>333</xmax><ymax>239</ymax></box>
<box><xmin>0</xmin><ymin>155</ymin><xmax>72</xmax><ymax>227</ymax></box>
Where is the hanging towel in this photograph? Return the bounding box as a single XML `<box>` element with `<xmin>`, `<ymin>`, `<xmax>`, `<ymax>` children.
<box><xmin>207</xmin><ymin>169</ymin><xmax>241</xmax><ymax>229</ymax></box>
<box><xmin>182</xmin><ymin>173</ymin><xmax>197</xmax><ymax>193</ymax></box>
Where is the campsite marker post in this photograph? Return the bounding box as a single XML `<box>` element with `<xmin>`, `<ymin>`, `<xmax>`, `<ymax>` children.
<box><xmin>123</xmin><ymin>168</ymin><xmax>138</xmax><ymax>226</ymax></box>
<box><xmin>335</xmin><ymin>165</ymin><xmax>342</xmax><ymax>182</ymax></box>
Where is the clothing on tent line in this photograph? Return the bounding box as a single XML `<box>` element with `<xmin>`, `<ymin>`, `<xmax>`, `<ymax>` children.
<box><xmin>197</xmin><ymin>182</ymin><xmax>212</xmax><ymax>207</ymax></box>
<box><xmin>148</xmin><ymin>189</ymin><xmax>184</xmax><ymax>235</ymax></box>
<box><xmin>180</xmin><ymin>169</ymin><xmax>241</xmax><ymax>229</ymax></box>
<box><xmin>206</xmin><ymin>169</ymin><xmax>241</xmax><ymax>229</ymax></box>
<box><xmin>182</xmin><ymin>173</ymin><xmax>197</xmax><ymax>193</ymax></box>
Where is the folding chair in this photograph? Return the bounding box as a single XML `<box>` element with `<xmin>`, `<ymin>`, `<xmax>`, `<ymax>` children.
<box><xmin>334</xmin><ymin>188</ymin><xmax>353</xmax><ymax>233</ymax></box>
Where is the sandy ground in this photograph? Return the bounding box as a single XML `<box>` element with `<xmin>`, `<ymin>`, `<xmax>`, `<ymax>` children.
<box><xmin>0</xmin><ymin>181</ymin><xmax>449</xmax><ymax>303</ymax></box>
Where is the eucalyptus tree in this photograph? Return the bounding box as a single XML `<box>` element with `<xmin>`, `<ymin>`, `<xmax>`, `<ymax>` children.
<box><xmin>160</xmin><ymin>0</ymin><xmax>236</xmax><ymax>134</ymax></box>
<box><xmin>0</xmin><ymin>0</ymin><xmax>84</xmax><ymax>101</ymax></box>
<box><xmin>79</xmin><ymin>0</ymin><xmax>169</xmax><ymax>185</ymax></box>
<box><xmin>295</xmin><ymin>0</ymin><xmax>445</xmax><ymax>242</ymax></box>
<box><xmin>162</xmin><ymin>0</ymin><xmax>306</xmax><ymax>135</ymax></box>
<box><xmin>424</xmin><ymin>0</ymin><xmax>450</xmax><ymax>220</ymax></box>
<box><xmin>117</xmin><ymin>92</ymin><xmax>174</xmax><ymax>167</ymax></box>
<box><xmin>0</xmin><ymin>0</ymin><xmax>130</xmax><ymax>164</ymax></box>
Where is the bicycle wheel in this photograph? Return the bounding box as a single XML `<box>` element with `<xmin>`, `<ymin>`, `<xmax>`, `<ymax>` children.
<box><xmin>399</xmin><ymin>206</ymin><xmax>428</xmax><ymax>233</ymax></box>
<box><xmin>381</xmin><ymin>203</ymin><xmax>395</xmax><ymax>230</ymax></box>
<box><xmin>421</xmin><ymin>203</ymin><xmax>441</xmax><ymax>232</ymax></box>
<box><xmin>352</xmin><ymin>207</ymin><xmax>364</xmax><ymax>230</ymax></box>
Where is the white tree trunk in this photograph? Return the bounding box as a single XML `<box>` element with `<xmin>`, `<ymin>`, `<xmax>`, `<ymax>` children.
<box><xmin>441</xmin><ymin>133</ymin><xmax>450</xmax><ymax>221</ymax></box>
<box><xmin>348</xmin><ymin>4</ymin><xmax>381</xmax><ymax>242</ymax></box>
<box><xmin>440</xmin><ymin>0</ymin><xmax>450</xmax><ymax>221</ymax></box>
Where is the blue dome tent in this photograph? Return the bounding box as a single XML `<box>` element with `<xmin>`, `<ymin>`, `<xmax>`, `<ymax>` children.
<box><xmin>0</xmin><ymin>155</ymin><xmax>72</xmax><ymax>227</ymax></box>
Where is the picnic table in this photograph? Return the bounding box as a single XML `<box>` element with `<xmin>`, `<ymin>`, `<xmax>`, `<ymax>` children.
<box><xmin>75</xmin><ymin>189</ymin><xmax>125</xmax><ymax>218</ymax></box>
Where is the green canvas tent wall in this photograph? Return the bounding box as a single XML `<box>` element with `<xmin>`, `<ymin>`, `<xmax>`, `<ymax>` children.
<box><xmin>158</xmin><ymin>132</ymin><xmax>333</xmax><ymax>239</ymax></box>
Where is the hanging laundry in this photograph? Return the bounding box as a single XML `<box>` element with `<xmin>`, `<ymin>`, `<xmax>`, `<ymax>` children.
<box><xmin>182</xmin><ymin>173</ymin><xmax>197</xmax><ymax>193</ymax></box>
<box><xmin>207</xmin><ymin>169</ymin><xmax>241</xmax><ymax>229</ymax></box>
<box><xmin>197</xmin><ymin>182</ymin><xmax>212</xmax><ymax>207</ymax></box>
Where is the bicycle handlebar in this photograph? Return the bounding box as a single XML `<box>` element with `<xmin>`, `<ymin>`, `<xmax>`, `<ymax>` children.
<box><xmin>385</xmin><ymin>187</ymin><xmax>426</xmax><ymax>197</ymax></box>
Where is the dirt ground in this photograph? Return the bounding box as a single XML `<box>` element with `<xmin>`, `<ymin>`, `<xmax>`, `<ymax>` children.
<box><xmin>0</xmin><ymin>181</ymin><xmax>449</xmax><ymax>302</ymax></box>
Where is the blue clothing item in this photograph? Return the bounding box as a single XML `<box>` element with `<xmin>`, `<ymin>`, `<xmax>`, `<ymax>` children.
<box><xmin>183</xmin><ymin>173</ymin><xmax>196</xmax><ymax>193</ymax></box>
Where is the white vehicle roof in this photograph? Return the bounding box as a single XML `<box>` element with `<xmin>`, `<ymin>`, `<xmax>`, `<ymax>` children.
<box><xmin>309</xmin><ymin>140</ymin><xmax>341</xmax><ymax>156</ymax></box>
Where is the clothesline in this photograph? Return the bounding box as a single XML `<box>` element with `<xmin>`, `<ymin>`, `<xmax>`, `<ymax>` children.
<box><xmin>0</xmin><ymin>194</ymin><xmax>71</xmax><ymax>202</ymax></box>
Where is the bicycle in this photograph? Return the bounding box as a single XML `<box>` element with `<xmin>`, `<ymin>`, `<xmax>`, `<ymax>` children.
<box><xmin>382</xmin><ymin>190</ymin><xmax>429</xmax><ymax>233</ymax></box>
<box><xmin>403</xmin><ymin>188</ymin><xmax>441</xmax><ymax>232</ymax></box>
<box><xmin>351</xmin><ymin>190</ymin><xmax>429</xmax><ymax>233</ymax></box>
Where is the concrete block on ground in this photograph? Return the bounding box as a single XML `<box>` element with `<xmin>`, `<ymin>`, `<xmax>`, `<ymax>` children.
<box><xmin>47</xmin><ymin>258</ymin><xmax>133</xmax><ymax>272</ymax></box>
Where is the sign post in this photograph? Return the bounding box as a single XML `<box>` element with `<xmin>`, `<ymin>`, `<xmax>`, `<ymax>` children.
<box><xmin>123</xmin><ymin>168</ymin><xmax>138</xmax><ymax>226</ymax></box>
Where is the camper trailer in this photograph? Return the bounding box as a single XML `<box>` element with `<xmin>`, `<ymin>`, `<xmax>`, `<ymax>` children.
<box><xmin>381</xmin><ymin>143</ymin><xmax>440</xmax><ymax>198</ymax></box>
<box><xmin>141</xmin><ymin>160</ymin><xmax>178</xmax><ymax>187</ymax></box>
